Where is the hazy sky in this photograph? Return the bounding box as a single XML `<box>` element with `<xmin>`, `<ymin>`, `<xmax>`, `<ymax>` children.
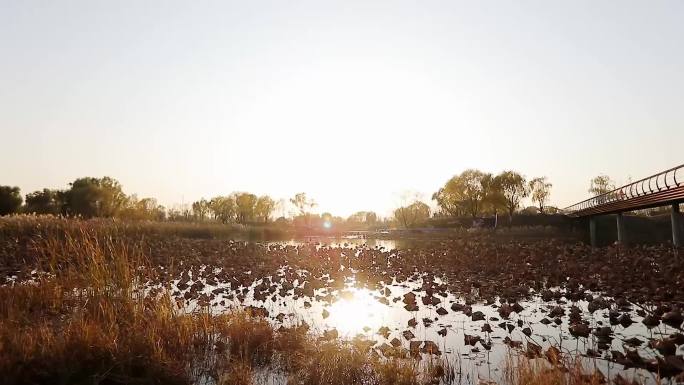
<box><xmin>1</xmin><ymin>1</ymin><xmax>683</xmax><ymax>217</ymax></box>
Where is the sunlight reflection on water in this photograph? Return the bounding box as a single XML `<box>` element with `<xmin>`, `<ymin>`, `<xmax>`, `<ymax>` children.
<box><xmin>167</xmin><ymin>259</ymin><xmax>673</xmax><ymax>385</ymax></box>
<box><xmin>325</xmin><ymin>287</ymin><xmax>390</xmax><ymax>337</ymax></box>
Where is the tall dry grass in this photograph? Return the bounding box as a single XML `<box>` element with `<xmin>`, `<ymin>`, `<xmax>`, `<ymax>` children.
<box><xmin>502</xmin><ymin>352</ymin><xmax>653</xmax><ymax>385</ymax></box>
<box><xmin>0</xmin><ymin>225</ymin><xmax>222</xmax><ymax>384</ymax></box>
<box><xmin>0</xmin><ymin>214</ymin><xmax>289</xmax><ymax>251</ymax></box>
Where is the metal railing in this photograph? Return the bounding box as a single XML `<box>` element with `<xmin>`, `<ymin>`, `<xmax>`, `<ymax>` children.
<box><xmin>564</xmin><ymin>164</ymin><xmax>684</xmax><ymax>217</ymax></box>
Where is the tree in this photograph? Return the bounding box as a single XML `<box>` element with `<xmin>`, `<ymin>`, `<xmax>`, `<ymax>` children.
<box><xmin>433</xmin><ymin>169</ymin><xmax>488</xmax><ymax>218</ymax></box>
<box><xmin>0</xmin><ymin>186</ymin><xmax>22</xmax><ymax>216</ymax></box>
<box><xmin>120</xmin><ymin>196</ymin><xmax>165</xmax><ymax>221</ymax></box>
<box><xmin>167</xmin><ymin>205</ymin><xmax>192</xmax><ymax>222</ymax></box>
<box><xmin>137</xmin><ymin>197</ymin><xmax>166</xmax><ymax>221</ymax></box>
<box><xmin>290</xmin><ymin>192</ymin><xmax>316</xmax><ymax>226</ymax></box>
<box><xmin>25</xmin><ymin>188</ymin><xmax>64</xmax><ymax>215</ymax></box>
<box><xmin>255</xmin><ymin>195</ymin><xmax>276</xmax><ymax>223</ymax></box>
<box><xmin>63</xmin><ymin>177</ymin><xmax>128</xmax><ymax>218</ymax></box>
<box><xmin>432</xmin><ymin>177</ymin><xmax>467</xmax><ymax>217</ymax></box>
<box><xmin>192</xmin><ymin>199</ymin><xmax>210</xmax><ymax>221</ymax></box>
<box><xmin>347</xmin><ymin>211</ymin><xmax>378</xmax><ymax>225</ymax></box>
<box><xmin>209</xmin><ymin>196</ymin><xmax>236</xmax><ymax>224</ymax></box>
<box><xmin>394</xmin><ymin>201</ymin><xmax>430</xmax><ymax>228</ymax></box>
<box><xmin>290</xmin><ymin>192</ymin><xmax>316</xmax><ymax>215</ymax></box>
<box><xmin>589</xmin><ymin>175</ymin><xmax>615</xmax><ymax>196</ymax></box>
<box><xmin>235</xmin><ymin>193</ymin><xmax>257</xmax><ymax>224</ymax></box>
<box><xmin>529</xmin><ymin>177</ymin><xmax>552</xmax><ymax>214</ymax></box>
<box><xmin>496</xmin><ymin>171</ymin><xmax>529</xmax><ymax>224</ymax></box>
<box><xmin>460</xmin><ymin>169</ymin><xmax>489</xmax><ymax>218</ymax></box>
<box><xmin>481</xmin><ymin>173</ymin><xmax>506</xmax><ymax>218</ymax></box>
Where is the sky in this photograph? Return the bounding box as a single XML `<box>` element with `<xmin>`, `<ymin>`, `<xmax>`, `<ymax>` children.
<box><xmin>1</xmin><ymin>1</ymin><xmax>683</xmax><ymax>217</ymax></box>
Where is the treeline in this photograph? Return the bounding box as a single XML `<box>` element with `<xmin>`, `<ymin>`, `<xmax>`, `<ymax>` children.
<box><xmin>0</xmin><ymin>177</ymin><xmax>167</xmax><ymax>220</ymax></box>
<box><xmin>393</xmin><ymin>169</ymin><xmax>554</xmax><ymax>228</ymax></box>
<box><xmin>185</xmin><ymin>194</ymin><xmax>276</xmax><ymax>224</ymax></box>
<box><xmin>0</xmin><ymin>177</ymin><xmax>281</xmax><ymax>224</ymax></box>
<box><xmin>433</xmin><ymin>169</ymin><xmax>553</xmax><ymax>220</ymax></box>
<box><xmin>2</xmin><ymin>171</ymin><xmax>623</xmax><ymax>229</ymax></box>
<box><xmin>0</xmin><ymin>178</ymin><xmax>383</xmax><ymax>229</ymax></box>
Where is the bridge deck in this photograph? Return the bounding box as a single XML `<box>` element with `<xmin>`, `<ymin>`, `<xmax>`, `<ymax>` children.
<box><xmin>565</xmin><ymin>164</ymin><xmax>684</xmax><ymax>217</ymax></box>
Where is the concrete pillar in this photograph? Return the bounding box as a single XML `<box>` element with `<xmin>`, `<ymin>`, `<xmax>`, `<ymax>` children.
<box><xmin>616</xmin><ymin>213</ymin><xmax>626</xmax><ymax>245</ymax></box>
<box><xmin>672</xmin><ymin>204</ymin><xmax>682</xmax><ymax>247</ymax></box>
<box><xmin>589</xmin><ymin>217</ymin><xmax>597</xmax><ymax>247</ymax></box>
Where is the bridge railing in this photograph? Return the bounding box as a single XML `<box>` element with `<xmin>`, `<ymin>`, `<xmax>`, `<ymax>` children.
<box><xmin>564</xmin><ymin>164</ymin><xmax>684</xmax><ymax>215</ymax></box>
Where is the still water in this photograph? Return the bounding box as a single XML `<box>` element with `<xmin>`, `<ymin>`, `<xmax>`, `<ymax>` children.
<box><xmin>164</xmin><ymin>239</ymin><xmax>679</xmax><ymax>384</ymax></box>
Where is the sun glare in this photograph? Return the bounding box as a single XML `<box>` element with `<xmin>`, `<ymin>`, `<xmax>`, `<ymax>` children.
<box><xmin>325</xmin><ymin>288</ymin><xmax>390</xmax><ymax>337</ymax></box>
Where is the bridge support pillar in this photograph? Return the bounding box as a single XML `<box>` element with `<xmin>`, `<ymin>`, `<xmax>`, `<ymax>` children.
<box><xmin>672</xmin><ymin>204</ymin><xmax>682</xmax><ymax>247</ymax></box>
<box><xmin>589</xmin><ymin>217</ymin><xmax>597</xmax><ymax>247</ymax></box>
<box><xmin>616</xmin><ymin>213</ymin><xmax>626</xmax><ymax>245</ymax></box>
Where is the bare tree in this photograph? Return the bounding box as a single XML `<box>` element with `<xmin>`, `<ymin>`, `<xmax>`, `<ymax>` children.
<box><xmin>529</xmin><ymin>177</ymin><xmax>552</xmax><ymax>214</ymax></box>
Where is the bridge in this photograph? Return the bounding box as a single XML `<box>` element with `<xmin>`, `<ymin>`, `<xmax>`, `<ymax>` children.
<box><xmin>564</xmin><ymin>164</ymin><xmax>684</xmax><ymax>247</ymax></box>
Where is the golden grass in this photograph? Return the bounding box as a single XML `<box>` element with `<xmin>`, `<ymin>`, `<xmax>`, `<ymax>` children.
<box><xmin>501</xmin><ymin>352</ymin><xmax>651</xmax><ymax>385</ymax></box>
<box><xmin>285</xmin><ymin>341</ymin><xmax>425</xmax><ymax>385</ymax></box>
<box><xmin>0</xmin><ymin>214</ymin><xmax>290</xmax><ymax>250</ymax></box>
<box><xmin>220</xmin><ymin>310</ymin><xmax>275</xmax><ymax>365</ymax></box>
<box><xmin>218</xmin><ymin>360</ymin><xmax>255</xmax><ymax>385</ymax></box>
<box><xmin>0</xmin><ymin>227</ymin><xmax>213</xmax><ymax>384</ymax></box>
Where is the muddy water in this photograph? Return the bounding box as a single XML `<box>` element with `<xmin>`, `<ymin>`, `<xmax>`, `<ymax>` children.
<box><xmin>165</xmin><ymin>241</ymin><xmax>682</xmax><ymax>385</ymax></box>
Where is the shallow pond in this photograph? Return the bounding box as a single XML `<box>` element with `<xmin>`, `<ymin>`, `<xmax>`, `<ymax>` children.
<box><xmin>158</xmin><ymin>240</ymin><xmax>683</xmax><ymax>384</ymax></box>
